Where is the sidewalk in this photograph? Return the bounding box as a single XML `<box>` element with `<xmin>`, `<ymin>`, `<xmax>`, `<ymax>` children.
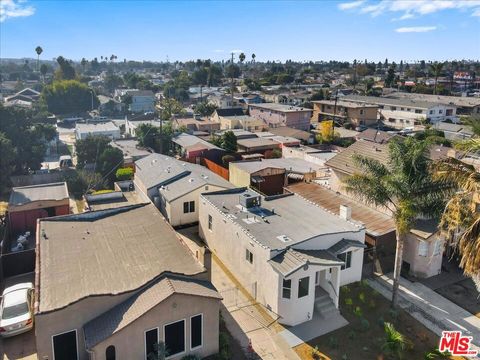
<box><xmin>368</xmin><ymin>273</ymin><xmax>480</xmax><ymax>358</ymax></box>
<box><xmin>211</xmin><ymin>254</ymin><xmax>300</xmax><ymax>360</ymax></box>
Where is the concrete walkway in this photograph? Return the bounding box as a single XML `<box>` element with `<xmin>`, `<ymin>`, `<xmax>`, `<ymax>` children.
<box><xmin>368</xmin><ymin>273</ymin><xmax>480</xmax><ymax>358</ymax></box>
<box><xmin>211</xmin><ymin>255</ymin><xmax>300</xmax><ymax>360</ymax></box>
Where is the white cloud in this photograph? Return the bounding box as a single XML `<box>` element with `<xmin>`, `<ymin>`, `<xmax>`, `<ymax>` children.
<box><xmin>340</xmin><ymin>0</ymin><xmax>480</xmax><ymax>20</ymax></box>
<box><xmin>338</xmin><ymin>1</ymin><xmax>365</xmax><ymax>10</ymax></box>
<box><xmin>0</xmin><ymin>0</ymin><xmax>35</xmax><ymax>22</ymax></box>
<box><xmin>395</xmin><ymin>26</ymin><xmax>437</xmax><ymax>33</ymax></box>
<box><xmin>230</xmin><ymin>49</ymin><xmax>243</xmax><ymax>54</ymax></box>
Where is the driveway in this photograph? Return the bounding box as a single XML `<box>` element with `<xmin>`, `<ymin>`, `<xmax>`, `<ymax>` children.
<box><xmin>176</xmin><ymin>226</ymin><xmax>299</xmax><ymax>360</ymax></box>
<box><xmin>1</xmin><ymin>330</ymin><xmax>37</xmax><ymax>360</ymax></box>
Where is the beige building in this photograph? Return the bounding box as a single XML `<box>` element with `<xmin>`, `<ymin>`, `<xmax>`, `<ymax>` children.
<box><xmin>324</xmin><ymin>140</ymin><xmax>445</xmax><ymax>278</ymax></box>
<box><xmin>312</xmin><ymin>100</ymin><xmax>379</xmax><ymax>127</ymax></box>
<box><xmin>218</xmin><ymin>114</ymin><xmax>268</xmax><ymax>132</ymax></box>
<box><xmin>34</xmin><ymin>203</ymin><xmax>221</xmax><ymax>360</ymax></box>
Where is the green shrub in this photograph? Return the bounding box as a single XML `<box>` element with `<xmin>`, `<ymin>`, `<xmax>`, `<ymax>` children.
<box><xmin>360</xmin><ymin>318</ymin><xmax>370</xmax><ymax>331</ymax></box>
<box><xmin>348</xmin><ymin>330</ymin><xmax>356</xmax><ymax>340</ymax></box>
<box><xmin>368</xmin><ymin>299</ymin><xmax>376</xmax><ymax>309</ymax></box>
<box><xmin>218</xmin><ymin>332</ymin><xmax>231</xmax><ymax>360</ymax></box>
<box><xmin>358</xmin><ymin>292</ymin><xmax>366</xmax><ymax>303</ymax></box>
<box><xmin>377</xmin><ymin>317</ymin><xmax>385</xmax><ymax>327</ymax></box>
<box><xmin>344</xmin><ymin>297</ymin><xmax>353</xmax><ymax>307</ymax></box>
<box><xmin>353</xmin><ymin>306</ymin><xmax>363</xmax><ymax>317</ymax></box>
<box><xmin>116</xmin><ymin>167</ymin><xmax>134</xmax><ymax>181</ymax></box>
<box><xmin>340</xmin><ymin>286</ymin><xmax>351</xmax><ymax>294</ymax></box>
<box><xmin>360</xmin><ymin>279</ymin><xmax>369</xmax><ymax>288</ymax></box>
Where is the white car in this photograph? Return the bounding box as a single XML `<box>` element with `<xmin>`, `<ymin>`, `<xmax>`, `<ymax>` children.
<box><xmin>0</xmin><ymin>282</ymin><xmax>34</xmax><ymax>337</ymax></box>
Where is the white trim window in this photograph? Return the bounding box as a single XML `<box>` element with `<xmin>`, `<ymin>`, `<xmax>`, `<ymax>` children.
<box><xmin>190</xmin><ymin>314</ymin><xmax>203</xmax><ymax>350</ymax></box>
<box><xmin>164</xmin><ymin>319</ymin><xmax>186</xmax><ymax>358</ymax></box>
<box><xmin>433</xmin><ymin>239</ymin><xmax>442</xmax><ymax>256</ymax></box>
<box><xmin>338</xmin><ymin>251</ymin><xmax>352</xmax><ymax>270</ymax></box>
<box><xmin>418</xmin><ymin>240</ymin><xmax>429</xmax><ymax>257</ymax></box>
<box><xmin>183</xmin><ymin>201</ymin><xmax>195</xmax><ymax>214</ymax></box>
<box><xmin>282</xmin><ymin>279</ymin><xmax>291</xmax><ymax>299</ymax></box>
<box><xmin>144</xmin><ymin>327</ymin><xmax>159</xmax><ymax>360</ymax></box>
<box><xmin>298</xmin><ymin>276</ymin><xmax>309</xmax><ymax>298</ymax></box>
<box><xmin>52</xmin><ymin>329</ymin><xmax>79</xmax><ymax>360</ymax></box>
<box><xmin>245</xmin><ymin>249</ymin><xmax>254</xmax><ymax>264</ymax></box>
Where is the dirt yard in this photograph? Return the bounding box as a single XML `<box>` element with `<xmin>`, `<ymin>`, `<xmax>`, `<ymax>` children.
<box><xmin>294</xmin><ymin>281</ymin><xmax>451</xmax><ymax>360</ymax></box>
<box><xmin>435</xmin><ymin>278</ymin><xmax>480</xmax><ymax>318</ymax></box>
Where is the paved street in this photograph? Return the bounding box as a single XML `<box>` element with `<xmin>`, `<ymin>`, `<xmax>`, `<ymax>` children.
<box><xmin>369</xmin><ymin>273</ymin><xmax>480</xmax><ymax>358</ymax></box>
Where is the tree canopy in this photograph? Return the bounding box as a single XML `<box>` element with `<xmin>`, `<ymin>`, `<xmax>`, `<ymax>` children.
<box><xmin>41</xmin><ymin>80</ymin><xmax>99</xmax><ymax>114</ymax></box>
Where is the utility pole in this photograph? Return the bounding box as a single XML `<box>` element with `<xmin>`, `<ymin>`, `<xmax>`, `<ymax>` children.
<box><xmin>230</xmin><ymin>52</ymin><xmax>234</xmax><ymax>106</ymax></box>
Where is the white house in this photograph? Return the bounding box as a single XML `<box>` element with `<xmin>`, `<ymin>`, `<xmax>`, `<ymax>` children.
<box><xmin>75</xmin><ymin>121</ymin><xmax>121</xmax><ymax>140</ymax></box>
<box><xmin>199</xmin><ymin>188</ymin><xmax>366</xmax><ymax>326</ymax></box>
<box><xmin>129</xmin><ymin>90</ymin><xmax>155</xmax><ymax>113</ymax></box>
<box><xmin>134</xmin><ymin>154</ymin><xmax>234</xmax><ymax>227</ymax></box>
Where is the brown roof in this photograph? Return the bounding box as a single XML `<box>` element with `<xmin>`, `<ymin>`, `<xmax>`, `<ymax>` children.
<box><xmin>37</xmin><ymin>204</ymin><xmax>205</xmax><ymax>313</ymax></box>
<box><xmin>287</xmin><ymin>182</ymin><xmax>395</xmax><ymax>236</ymax></box>
<box><xmin>356</xmin><ymin>129</ymin><xmax>395</xmax><ymax>144</ymax></box>
<box><xmin>268</xmin><ymin>126</ymin><xmax>313</xmax><ymax>141</ymax></box>
<box><xmin>325</xmin><ymin>140</ymin><xmax>389</xmax><ymax>175</ymax></box>
<box><xmin>84</xmin><ymin>275</ymin><xmax>221</xmax><ymax>349</ymax></box>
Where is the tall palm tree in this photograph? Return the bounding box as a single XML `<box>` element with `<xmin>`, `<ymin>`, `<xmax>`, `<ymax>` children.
<box><xmin>344</xmin><ymin>137</ymin><xmax>451</xmax><ymax>307</ymax></box>
<box><xmin>239</xmin><ymin>52</ymin><xmax>246</xmax><ymax>64</ymax></box>
<box><xmin>251</xmin><ymin>53</ymin><xmax>256</xmax><ymax>63</ymax></box>
<box><xmin>430</xmin><ymin>61</ymin><xmax>444</xmax><ymax>95</ymax></box>
<box><xmin>81</xmin><ymin>58</ymin><xmax>88</xmax><ymax>74</ymax></box>
<box><xmin>434</xmin><ymin>134</ymin><xmax>480</xmax><ymax>288</ymax></box>
<box><xmin>35</xmin><ymin>46</ymin><xmax>43</xmax><ymax>72</ymax></box>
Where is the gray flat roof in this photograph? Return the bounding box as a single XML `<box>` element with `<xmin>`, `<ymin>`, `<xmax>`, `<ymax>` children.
<box><xmin>249</xmin><ymin>103</ymin><xmax>313</xmax><ymax>113</ymax></box>
<box><xmin>9</xmin><ymin>182</ymin><xmax>69</xmax><ymax>206</ymax></box>
<box><xmin>75</xmin><ymin>121</ymin><xmax>119</xmax><ymax>133</ymax></box>
<box><xmin>111</xmin><ymin>139</ymin><xmax>151</xmax><ymax>159</ymax></box>
<box><xmin>237</xmin><ymin>137</ymin><xmax>280</xmax><ymax>148</ymax></box>
<box><xmin>202</xmin><ymin>188</ymin><xmax>363</xmax><ymax>251</ymax></box>
<box><xmin>172</xmin><ymin>133</ymin><xmax>221</xmax><ymax>150</ymax></box>
<box><xmin>385</xmin><ymin>92</ymin><xmax>480</xmax><ymax>108</ymax></box>
<box><xmin>84</xmin><ymin>275</ymin><xmax>221</xmax><ymax>349</ymax></box>
<box><xmin>37</xmin><ymin>204</ymin><xmax>205</xmax><ymax>313</ymax></box>
<box><xmin>343</xmin><ymin>95</ymin><xmax>455</xmax><ymax>109</ymax></box>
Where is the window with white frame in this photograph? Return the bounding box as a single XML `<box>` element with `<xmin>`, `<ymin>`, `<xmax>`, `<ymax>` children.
<box><xmin>282</xmin><ymin>279</ymin><xmax>291</xmax><ymax>299</ymax></box>
<box><xmin>164</xmin><ymin>320</ymin><xmax>185</xmax><ymax>357</ymax></box>
<box><xmin>190</xmin><ymin>314</ymin><xmax>202</xmax><ymax>349</ymax></box>
<box><xmin>208</xmin><ymin>215</ymin><xmax>212</xmax><ymax>230</ymax></box>
<box><xmin>183</xmin><ymin>201</ymin><xmax>195</xmax><ymax>214</ymax></box>
<box><xmin>418</xmin><ymin>240</ymin><xmax>428</xmax><ymax>257</ymax></box>
<box><xmin>144</xmin><ymin>328</ymin><xmax>158</xmax><ymax>360</ymax></box>
<box><xmin>245</xmin><ymin>249</ymin><xmax>253</xmax><ymax>264</ymax></box>
<box><xmin>433</xmin><ymin>239</ymin><xmax>442</xmax><ymax>256</ymax></box>
<box><xmin>338</xmin><ymin>251</ymin><xmax>352</xmax><ymax>270</ymax></box>
<box><xmin>298</xmin><ymin>276</ymin><xmax>309</xmax><ymax>298</ymax></box>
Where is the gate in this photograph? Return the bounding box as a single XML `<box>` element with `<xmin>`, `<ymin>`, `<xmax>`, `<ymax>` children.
<box><xmin>219</xmin><ymin>282</ymin><xmax>257</xmax><ymax>310</ymax></box>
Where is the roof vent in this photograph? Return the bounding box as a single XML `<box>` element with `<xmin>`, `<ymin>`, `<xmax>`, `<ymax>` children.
<box><xmin>276</xmin><ymin>235</ymin><xmax>291</xmax><ymax>242</ymax></box>
<box><xmin>189</xmin><ymin>178</ymin><xmax>195</xmax><ymax>183</ymax></box>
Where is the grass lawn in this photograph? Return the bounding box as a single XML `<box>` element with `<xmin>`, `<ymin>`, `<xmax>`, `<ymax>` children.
<box><xmin>294</xmin><ymin>281</ymin><xmax>453</xmax><ymax>360</ymax></box>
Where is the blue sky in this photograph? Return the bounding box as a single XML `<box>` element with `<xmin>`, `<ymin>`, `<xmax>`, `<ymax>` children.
<box><xmin>1</xmin><ymin>0</ymin><xmax>479</xmax><ymax>63</ymax></box>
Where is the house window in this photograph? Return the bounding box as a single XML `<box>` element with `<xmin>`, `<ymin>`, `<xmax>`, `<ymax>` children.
<box><xmin>439</xmin><ymin>109</ymin><xmax>443</xmax><ymax>114</ymax></box>
<box><xmin>208</xmin><ymin>215</ymin><xmax>213</xmax><ymax>230</ymax></box>
<box><xmin>401</xmin><ymin>107</ymin><xmax>405</xmax><ymax>111</ymax></box>
<box><xmin>298</xmin><ymin>276</ymin><xmax>309</xmax><ymax>298</ymax></box>
<box><xmin>183</xmin><ymin>201</ymin><xmax>195</xmax><ymax>213</ymax></box>
<box><xmin>205</xmin><ymin>185</ymin><xmax>209</xmax><ymax>190</ymax></box>
<box><xmin>191</xmin><ymin>314</ymin><xmax>203</xmax><ymax>349</ymax></box>
<box><xmin>164</xmin><ymin>320</ymin><xmax>185</xmax><ymax>357</ymax></box>
<box><xmin>359</xmin><ymin>109</ymin><xmax>364</xmax><ymax>115</ymax></box>
<box><xmin>391</xmin><ymin>106</ymin><xmax>397</xmax><ymax>111</ymax></box>
<box><xmin>429</xmin><ymin>110</ymin><xmax>434</xmax><ymax>115</ymax></box>
<box><xmin>145</xmin><ymin>328</ymin><xmax>159</xmax><ymax>360</ymax></box>
<box><xmin>52</xmin><ymin>330</ymin><xmax>78</xmax><ymax>360</ymax></box>
<box><xmin>418</xmin><ymin>240</ymin><xmax>428</xmax><ymax>257</ymax></box>
<box><xmin>245</xmin><ymin>249</ymin><xmax>254</xmax><ymax>264</ymax></box>
<box><xmin>338</xmin><ymin>251</ymin><xmax>352</xmax><ymax>270</ymax></box>
<box><xmin>415</xmin><ymin>109</ymin><xmax>422</xmax><ymax>114</ymax></box>
<box><xmin>282</xmin><ymin>279</ymin><xmax>291</xmax><ymax>299</ymax></box>
<box><xmin>106</xmin><ymin>346</ymin><xmax>116</xmax><ymax>360</ymax></box>
<box><xmin>433</xmin><ymin>240</ymin><xmax>442</xmax><ymax>256</ymax></box>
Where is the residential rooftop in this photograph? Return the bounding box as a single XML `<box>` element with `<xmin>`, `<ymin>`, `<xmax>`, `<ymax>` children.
<box><xmin>385</xmin><ymin>92</ymin><xmax>480</xmax><ymax>108</ymax></box>
<box><xmin>9</xmin><ymin>182</ymin><xmax>69</xmax><ymax>207</ymax></box>
<box><xmin>36</xmin><ymin>203</ymin><xmax>205</xmax><ymax>313</ymax></box>
<box><xmin>231</xmin><ymin>158</ymin><xmax>324</xmax><ymax>174</ymax></box>
<box><xmin>172</xmin><ymin>132</ymin><xmax>221</xmax><ymax>150</ymax></box>
<box><xmin>342</xmin><ymin>94</ymin><xmax>455</xmax><ymax>109</ymax></box>
<box><xmin>75</xmin><ymin>121</ymin><xmax>119</xmax><ymax>133</ymax></box>
<box><xmin>312</xmin><ymin>99</ymin><xmax>378</xmax><ymax>108</ymax></box>
<box><xmin>110</xmin><ymin>139</ymin><xmax>152</xmax><ymax>160</ymax></box>
<box><xmin>202</xmin><ymin>188</ymin><xmax>363</xmax><ymax>251</ymax></box>
<box><xmin>249</xmin><ymin>103</ymin><xmax>313</xmax><ymax>113</ymax></box>
<box><xmin>215</xmin><ymin>107</ymin><xmax>245</xmax><ymax>117</ymax></box>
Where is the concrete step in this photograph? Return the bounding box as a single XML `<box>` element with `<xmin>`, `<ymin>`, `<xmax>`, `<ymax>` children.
<box><xmin>315</xmin><ymin>296</ymin><xmax>333</xmax><ymax>308</ymax></box>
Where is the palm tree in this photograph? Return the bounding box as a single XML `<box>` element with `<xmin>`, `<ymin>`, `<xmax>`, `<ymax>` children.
<box><xmin>382</xmin><ymin>322</ymin><xmax>411</xmax><ymax>359</ymax></box>
<box><xmin>344</xmin><ymin>137</ymin><xmax>451</xmax><ymax>307</ymax></box>
<box><xmin>430</xmin><ymin>61</ymin><xmax>444</xmax><ymax>95</ymax></box>
<box><xmin>35</xmin><ymin>46</ymin><xmax>43</xmax><ymax>72</ymax></box>
<box><xmin>81</xmin><ymin>58</ymin><xmax>88</xmax><ymax>74</ymax></box>
<box><xmin>434</xmin><ymin>135</ymin><xmax>480</xmax><ymax>288</ymax></box>
<box><xmin>251</xmin><ymin>53</ymin><xmax>256</xmax><ymax>63</ymax></box>
<box><xmin>239</xmin><ymin>52</ymin><xmax>246</xmax><ymax>64</ymax></box>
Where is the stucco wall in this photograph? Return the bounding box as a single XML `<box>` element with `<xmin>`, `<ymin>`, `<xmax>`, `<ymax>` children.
<box><xmin>92</xmin><ymin>294</ymin><xmax>220</xmax><ymax>360</ymax></box>
<box><xmin>403</xmin><ymin>234</ymin><xmax>444</xmax><ymax>278</ymax></box>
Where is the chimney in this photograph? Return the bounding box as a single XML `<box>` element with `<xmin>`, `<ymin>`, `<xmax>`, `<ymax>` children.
<box><xmin>339</xmin><ymin>205</ymin><xmax>352</xmax><ymax>221</ymax></box>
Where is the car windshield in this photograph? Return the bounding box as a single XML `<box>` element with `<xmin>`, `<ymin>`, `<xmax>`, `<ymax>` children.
<box><xmin>2</xmin><ymin>303</ymin><xmax>29</xmax><ymax>320</ymax></box>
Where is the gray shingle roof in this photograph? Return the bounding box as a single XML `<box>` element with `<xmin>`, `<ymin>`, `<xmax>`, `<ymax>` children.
<box><xmin>269</xmin><ymin>248</ymin><xmax>344</xmax><ymax>277</ymax></box>
<box><xmin>328</xmin><ymin>239</ymin><xmax>366</xmax><ymax>254</ymax></box>
<box><xmin>37</xmin><ymin>204</ymin><xmax>205</xmax><ymax>313</ymax></box>
<box><xmin>9</xmin><ymin>182</ymin><xmax>69</xmax><ymax>206</ymax></box>
<box><xmin>83</xmin><ymin>275</ymin><xmax>221</xmax><ymax>349</ymax></box>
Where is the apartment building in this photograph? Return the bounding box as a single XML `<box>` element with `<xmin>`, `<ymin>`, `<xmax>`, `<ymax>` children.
<box><xmin>248</xmin><ymin>103</ymin><xmax>313</xmax><ymax>131</ymax></box>
<box><xmin>312</xmin><ymin>100</ymin><xmax>379</xmax><ymax>127</ymax></box>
